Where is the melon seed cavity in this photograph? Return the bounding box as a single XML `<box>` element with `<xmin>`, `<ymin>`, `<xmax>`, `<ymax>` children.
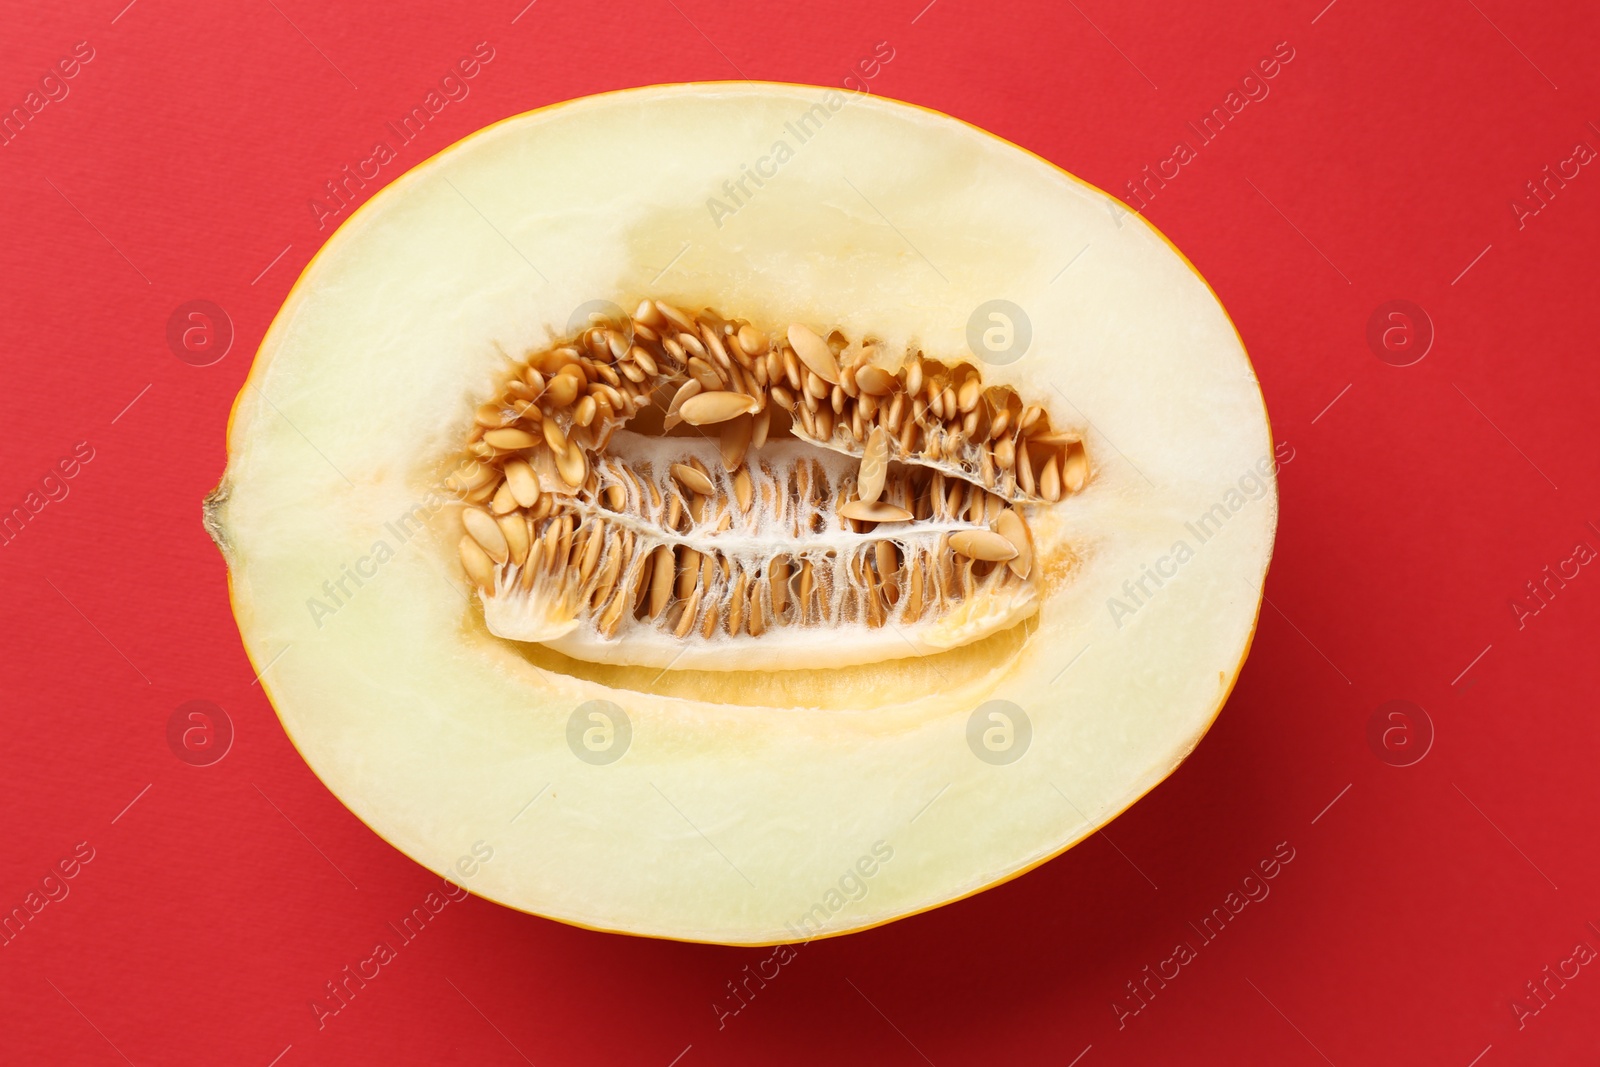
<box><xmin>451</xmin><ymin>300</ymin><xmax>1089</xmax><ymax>671</ymax></box>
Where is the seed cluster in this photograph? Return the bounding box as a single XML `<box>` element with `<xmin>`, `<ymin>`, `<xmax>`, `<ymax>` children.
<box><xmin>451</xmin><ymin>300</ymin><xmax>1085</xmax><ymax>661</ymax></box>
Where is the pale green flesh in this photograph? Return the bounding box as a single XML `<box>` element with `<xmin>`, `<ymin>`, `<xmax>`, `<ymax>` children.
<box><xmin>217</xmin><ymin>83</ymin><xmax>1276</xmax><ymax>944</ymax></box>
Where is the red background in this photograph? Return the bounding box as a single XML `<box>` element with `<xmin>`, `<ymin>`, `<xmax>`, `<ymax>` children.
<box><xmin>2</xmin><ymin>0</ymin><xmax>1597</xmax><ymax>1063</ymax></box>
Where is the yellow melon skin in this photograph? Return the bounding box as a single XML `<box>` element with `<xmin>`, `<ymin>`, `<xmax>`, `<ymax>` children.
<box><xmin>211</xmin><ymin>82</ymin><xmax>1277</xmax><ymax>945</ymax></box>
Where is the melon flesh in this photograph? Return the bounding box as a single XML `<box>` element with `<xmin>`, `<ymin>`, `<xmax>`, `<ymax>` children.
<box><xmin>209</xmin><ymin>83</ymin><xmax>1277</xmax><ymax>944</ymax></box>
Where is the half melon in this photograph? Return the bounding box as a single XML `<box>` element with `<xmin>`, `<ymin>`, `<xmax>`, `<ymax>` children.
<box><xmin>207</xmin><ymin>82</ymin><xmax>1278</xmax><ymax>944</ymax></box>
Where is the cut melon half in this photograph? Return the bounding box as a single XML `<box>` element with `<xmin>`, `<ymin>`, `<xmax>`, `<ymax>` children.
<box><xmin>208</xmin><ymin>82</ymin><xmax>1278</xmax><ymax>945</ymax></box>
